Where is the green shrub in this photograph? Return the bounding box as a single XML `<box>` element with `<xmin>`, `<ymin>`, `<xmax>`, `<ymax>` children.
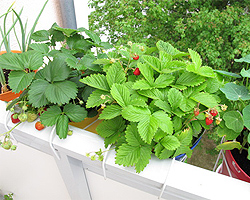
<box><xmin>88</xmin><ymin>0</ymin><xmax>250</xmax><ymax>72</ymax></box>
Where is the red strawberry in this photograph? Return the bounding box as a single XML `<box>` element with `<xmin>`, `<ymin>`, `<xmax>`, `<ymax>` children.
<box><xmin>11</xmin><ymin>113</ymin><xmax>20</xmax><ymax>124</ymax></box>
<box><xmin>133</xmin><ymin>55</ymin><xmax>139</xmax><ymax>60</ymax></box>
<box><xmin>35</xmin><ymin>121</ymin><xmax>45</xmax><ymax>131</ymax></box>
<box><xmin>210</xmin><ymin>109</ymin><xmax>218</xmax><ymax>116</ymax></box>
<box><xmin>205</xmin><ymin>117</ymin><xmax>213</xmax><ymax>125</ymax></box>
<box><xmin>133</xmin><ymin>68</ymin><xmax>141</xmax><ymax>75</ymax></box>
<box><xmin>194</xmin><ymin>108</ymin><xmax>200</xmax><ymax>116</ymax></box>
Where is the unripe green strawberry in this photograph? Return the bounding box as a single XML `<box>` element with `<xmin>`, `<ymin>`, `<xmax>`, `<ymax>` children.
<box><xmin>1</xmin><ymin>140</ymin><xmax>12</xmax><ymax>150</ymax></box>
<box><xmin>27</xmin><ymin>112</ymin><xmax>38</xmax><ymax>122</ymax></box>
<box><xmin>11</xmin><ymin>145</ymin><xmax>17</xmax><ymax>151</ymax></box>
<box><xmin>67</xmin><ymin>130</ymin><xmax>73</xmax><ymax>136</ymax></box>
<box><xmin>18</xmin><ymin>113</ymin><xmax>28</xmax><ymax>122</ymax></box>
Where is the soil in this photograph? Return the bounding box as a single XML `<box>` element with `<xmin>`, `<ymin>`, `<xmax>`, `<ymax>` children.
<box><xmin>186</xmin><ymin>132</ymin><xmax>220</xmax><ymax>171</ymax></box>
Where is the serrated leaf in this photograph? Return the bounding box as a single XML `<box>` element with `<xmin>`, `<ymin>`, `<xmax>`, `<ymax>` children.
<box><xmin>106</xmin><ymin>63</ymin><xmax>126</xmax><ymax>87</ymax></box>
<box><xmin>142</xmin><ymin>55</ymin><xmax>161</xmax><ymax>72</ymax></box>
<box><xmin>188</xmin><ymin>48</ymin><xmax>202</xmax><ymax>69</ymax></box>
<box><xmin>138</xmin><ymin>88</ymin><xmax>164</xmax><ymax>100</ymax></box>
<box><xmin>80</xmin><ymin>74</ymin><xmax>110</xmax><ymax>91</ymax></box>
<box><xmin>125</xmin><ymin>123</ymin><xmax>145</xmax><ymax>146</ymax></box>
<box><xmin>160</xmin><ymin>135</ymin><xmax>181</xmax><ymax>150</ymax></box>
<box><xmin>29</xmin><ymin>43</ymin><xmax>49</xmax><ymax>54</ymax></box>
<box><xmin>198</xmin><ymin>66</ymin><xmax>216</xmax><ymax>78</ymax></box>
<box><xmin>64</xmin><ymin>104</ymin><xmax>87</xmax><ymax>122</ymax></box>
<box><xmin>99</xmin><ymin>105</ymin><xmax>122</xmax><ymax>119</ymax></box>
<box><xmin>45</xmin><ymin>81</ymin><xmax>77</xmax><ymax>104</ymax></box>
<box><xmin>93</xmin><ymin>59</ymin><xmax>111</xmax><ymax>65</ymax></box>
<box><xmin>115</xmin><ymin>144</ymin><xmax>140</xmax><ymax>166</ymax></box>
<box><xmin>0</xmin><ymin>52</ymin><xmax>23</xmax><ymax>70</ymax></box>
<box><xmin>19</xmin><ymin>50</ymin><xmax>43</xmax><ymax>70</ymax></box>
<box><xmin>81</xmin><ymin>54</ymin><xmax>101</xmax><ymax>71</ymax></box>
<box><xmin>132</xmin><ymin>79</ymin><xmax>153</xmax><ymax>90</ymax></box>
<box><xmin>86</xmin><ymin>90</ymin><xmax>112</xmax><ymax>108</ymax></box>
<box><xmin>152</xmin><ymin>111</ymin><xmax>173</xmax><ymax>134</ymax></box>
<box><xmin>8</xmin><ymin>71</ymin><xmax>35</xmax><ymax>93</ymax></box>
<box><xmin>40</xmin><ymin>105</ymin><xmax>62</xmax><ymax>126</ymax></box>
<box><xmin>173</xmin><ymin>146</ymin><xmax>193</xmax><ymax>158</ymax></box>
<box><xmin>156</xmin><ymin>41</ymin><xmax>188</xmax><ymax>58</ymax></box>
<box><xmin>135</xmin><ymin>146</ymin><xmax>152</xmax><ymax>173</ymax></box>
<box><xmin>243</xmin><ymin>105</ymin><xmax>250</xmax><ymax>130</ymax></box>
<box><xmin>162</xmin><ymin>60</ymin><xmax>187</xmax><ymax>73</ymax></box>
<box><xmin>168</xmin><ymin>88</ymin><xmax>183</xmax><ymax>109</ymax></box>
<box><xmin>122</xmin><ymin>105</ymin><xmax>150</xmax><ymax>122</ymax></box>
<box><xmin>31</xmin><ymin>30</ymin><xmax>50</xmax><ymax>41</ymax></box>
<box><xmin>216</xmin><ymin>125</ymin><xmax>240</xmax><ymax>140</ymax></box>
<box><xmin>191</xmin><ymin>92</ymin><xmax>219</xmax><ymax>108</ymax></box>
<box><xmin>138</xmin><ymin>115</ymin><xmax>159</xmax><ymax>144</ymax></box>
<box><xmin>154</xmin><ymin>74</ymin><xmax>174</xmax><ymax>88</ymax></box>
<box><xmin>214</xmin><ymin>70</ymin><xmax>241</xmax><ymax>78</ymax></box>
<box><xmin>154</xmin><ymin>99</ymin><xmax>172</xmax><ymax>113</ymax></box>
<box><xmin>179</xmin><ymin>98</ymin><xmax>197</xmax><ymax>112</ymax></box>
<box><xmin>56</xmin><ymin>114</ymin><xmax>69</xmax><ymax>139</ymax></box>
<box><xmin>111</xmin><ymin>83</ymin><xmax>130</xmax><ymax>107</ymax></box>
<box><xmin>176</xmin><ymin>72</ymin><xmax>205</xmax><ymax>86</ymax></box>
<box><xmin>216</xmin><ymin>141</ymin><xmax>242</xmax><ymax>151</ymax></box>
<box><xmin>205</xmin><ymin>78</ymin><xmax>220</xmax><ymax>93</ymax></box>
<box><xmin>220</xmin><ymin>82</ymin><xmax>250</xmax><ymax>101</ymax></box>
<box><xmin>81</xmin><ymin>28</ymin><xmax>101</xmax><ymax>44</ymax></box>
<box><xmin>223</xmin><ymin>111</ymin><xmax>244</xmax><ymax>133</ymax></box>
<box><xmin>137</xmin><ymin>62</ymin><xmax>154</xmax><ymax>85</ymax></box>
<box><xmin>28</xmin><ymin>79</ymin><xmax>50</xmax><ymax>107</ymax></box>
<box><xmin>130</xmin><ymin>99</ymin><xmax>147</xmax><ymax>107</ymax></box>
<box><xmin>177</xmin><ymin>129</ymin><xmax>193</xmax><ymax>146</ymax></box>
<box><xmin>96</xmin><ymin>116</ymin><xmax>125</xmax><ymax>138</ymax></box>
<box><xmin>154</xmin><ymin>129</ymin><xmax>168</xmax><ymax>141</ymax></box>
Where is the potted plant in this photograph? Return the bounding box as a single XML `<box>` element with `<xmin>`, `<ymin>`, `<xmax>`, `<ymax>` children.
<box><xmin>0</xmin><ymin>22</ymin><xmax>113</xmax><ymax>150</ymax></box>
<box><xmin>215</xmin><ymin>54</ymin><xmax>250</xmax><ymax>183</ymax></box>
<box><xmin>80</xmin><ymin>40</ymin><xmax>227</xmax><ymax>173</ymax></box>
<box><xmin>0</xmin><ymin>0</ymin><xmax>48</xmax><ymax>102</ymax></box>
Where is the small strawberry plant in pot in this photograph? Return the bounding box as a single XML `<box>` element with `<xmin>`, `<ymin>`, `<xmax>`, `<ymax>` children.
<box><xmin>81</xmin><ymin>40</ymin><xmax>226</xmax><ymax>172</ymax></box>
<box><xmin>215</xmin><ymin>54</ymin><xmax>250</xmax><ymax>182</ymax></box>
<box><xmin>0</xmin><ymin>23</ymin><xmax>112</xmax><ymax>148</ymax></box>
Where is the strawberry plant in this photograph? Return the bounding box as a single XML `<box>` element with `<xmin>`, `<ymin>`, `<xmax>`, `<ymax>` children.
<box><xmin>81</xmin><ymin>41</ymin><xmax>226</xmax><ymax>172</ymax></box>
<box><xmin>1</xmin><ymin>23</ymin><xmax>113</xmax><ymax>140</ymax></box>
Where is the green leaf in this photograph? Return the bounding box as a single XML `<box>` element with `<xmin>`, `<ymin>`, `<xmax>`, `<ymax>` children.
<box><xmin>0</xmin><ymin>52</ymin><xmax>23</xmax><ymax>70</ymax></box>
<box><xmin>216</xmin><ymin>141</ymin><xmax>242</xmax><ymax>151</ymax></box>
<box><xmin>243</xmin><ymin>105</ymin><xmax>250</xmax><ymax>130</ymax></box>
<box><xmin>45</xmin><ymin>81</ymin><xmax>77</xmax><ymax>104</ymax></box>
<box><xmin>28</xmin><ymin>79</ymin><xmax>49</xmax><ymax>107</ymax></box>
<box><xmin>216</xmin><ymin>125</ymin><xmax>240</xmax><ymax>140</ymax></box>
<box><xmin>31</xmin><ymin>30</ymin><xmax>50</xmax><ymax>41</ymax></box>
<box><xmin>138</xmin><ymin>88</ymin><xmax>164</xmax><ymax>100</ymax></box>
<box><xmin>99</xmin><ymin>105</ymin><xmax>122</xmax><ymax>119</ymax></box>
<box><xmin>191</xmin><ymin>92</ymin><xmax>219</xmax><ymax>108</ymax></box>
<box><xmin>234</xmin><ymin>54</ymin><xmax>250</xmax><ymax>63</ymax></box>
<box><xmin>43</xmin><ymin>59</ymin><xmax>71</xmax><ymax>82</ymax></box>
<box><xmin>177</xmin><ymin>129</ymin><xmax>193</xmax><ymax>146</ymax></box>
<box><xmin>214</xmin><ymin>70</ymin><xmax>241</xmax><ymax>78</ymax></box>
<box><xmin>138</xmin><ymin>115</ymin><xmax>159</xmax><ymax>144</ymax></box>
<box><xmin>81</xmin><ymin>28</ymin><xmax>101</xmax><ymax>44</ymax></box>
<box><xmin>173</xmin><ymin>146</ymin><xmax>193</xmax><ymax>158</ymax></box>
<box><xmin>198</xmin><ymin>66</ymin><xmax>216</xmax><ymax>78</ymax></box>
<box><xmin>176</xmin><ymin>72</ymin><xmax>205</xmax><ymax>86</ymax></box>
<box><xmin>93</xmin><ymin>58</ymin><xmax>111</xmax><ymax>65</ymax></box>
<box><xmin>160</xmin><ymin>135</ymin><xmax>181</xmax><ymax>150</ymax></box>
<box><xmin>132</xmin><ymin>79</ymin><xmax>153</xmax><ymax>90</ymax></box>
<box><xmin>40</xmin><ymin>105</ymin><xmax>62</xmax><ymax>126</ymax></box>
<box><xmin>19</xmin><ymin>51</ymin><xmax>43</xmax><ymax>70</ymax></box>
<box><xmin>29</xmin><ymin>43</ymin><xmax>49</xmax><ymax>54</ymax></box>
<box><xmin>154</xmin><ymin>74</ymin><xmax>174</xmax><ymax>88</ymax></box>
<box><xmin>115</xmin><ymin>144</ymin><xmax>141</xmax><ymax>166</ymax></box>
<box><xmin>153</xmin><ymin>111</ymin><xmax>173</xmax><ymax>134</ymax></box>
<box><xmin>64</xmin><ymin>104</ymin><xmax>87</xmax><ymax>122</ymax></box>
<box><xmin>154</xmin><ymin>99</ymin><xmax>172</xmax><ymax>113</ymax></box>
<box><xmin>56</xmin><ymin>114</ymin><xmax>69</xmax><ymax>139</ymax></box>
<box><xmin>86</xmin><ymin>90</ymin><xmax>112</xmax><ymax>108</ymax></box>
<box><xmin>80</xmin><ymin>74</ymin><xmax>110</xmax><ymax>91</ymax></box>
<box><xmin>125</xmin><ymin>123</ymin><xmax>145</xmax><ymax>146</ymax></box>
<box><xmin>122</xmin><ymin>105</ymin><xmax>150</xmax><ymax>122</ymax></box>
<box><xmin>96</xmin><ymin>116</ymin><xmax>125</xmax><ymax>138</ymax></box>
<box><xmin>110</xmin><ymin>83</ymin><xmax>130</xmax><ymax>107</ymax></box>
<box><xmin>162</xmin><ymin>60</ymin><xmax>187</xmax><ymax>73</ymax></box>
<box><xmin>220</xmin><ymin>83</ymin><xmax>250</xmax><ymax>101</ymax></box>
<box><xmin>135</xmin><ymin>145</ymin><xmax>152</xmax><ymax>173</ymax></box>
<box><xmin>223</xmin><ymin>111</ymin><xmax>244</xmax><ymax>133</ymax></box>
<box><xmin>81</xmin><ymin>54</ymin><xmax>101</xmax><ymax>71</ymax></box>
<box><xmin>142</xmin><ymin>55</ymin><xmax>161</xmax><ymax>72</ymax></box>
<box><xmin>137</xmin><ymin>62</ymin><xmax>154</xmax><ymax>85</ymax></box>
<box><xmin>156</xmin><ymin>41</ymin><xmax>188</xmax><ymax>58</ymax></box>
<box><xmin>205</xmin><ymin>78</ymin><xmax>220</xmax><ymax>93</ymax></box>
<box><xmin>107</xmin><ymin>63</ymin><xmax>126</xmax><ymax>87</ymax></box>
<box><xmin>240</xmin><ymin>68</ymin><xmax>250</xmax><ymax>78</ymax></box>
<box><xmin>168</xmin><ymin>88</ymin><xmax>183</xmax><ymax>109</ymax></box>
<box><xmin>188</xmin><ymin>48</ymin><xmax>202</xmax><ymax>69</ymax></box>
<box><xmin>8</xmin><ymin>71</ymin><xmax>35</xmax><ymax>93</ymax></box>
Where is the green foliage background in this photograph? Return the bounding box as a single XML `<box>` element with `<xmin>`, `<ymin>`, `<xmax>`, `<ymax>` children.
<box><xmin>88</xmin><ymin>0</ymin><xmax>250</xmax><ymax>72</ymax></box>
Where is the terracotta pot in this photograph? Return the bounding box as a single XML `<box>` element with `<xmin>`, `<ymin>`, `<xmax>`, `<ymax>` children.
<box><xmin>0</xmin><ymin>50</ymin><xmax>22</xmax><ymax>102</ymax></box>
<box><xmin>219</xmin><ymin>150</ymin><xmax>250</xmax><ymax>183</ymax></box>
